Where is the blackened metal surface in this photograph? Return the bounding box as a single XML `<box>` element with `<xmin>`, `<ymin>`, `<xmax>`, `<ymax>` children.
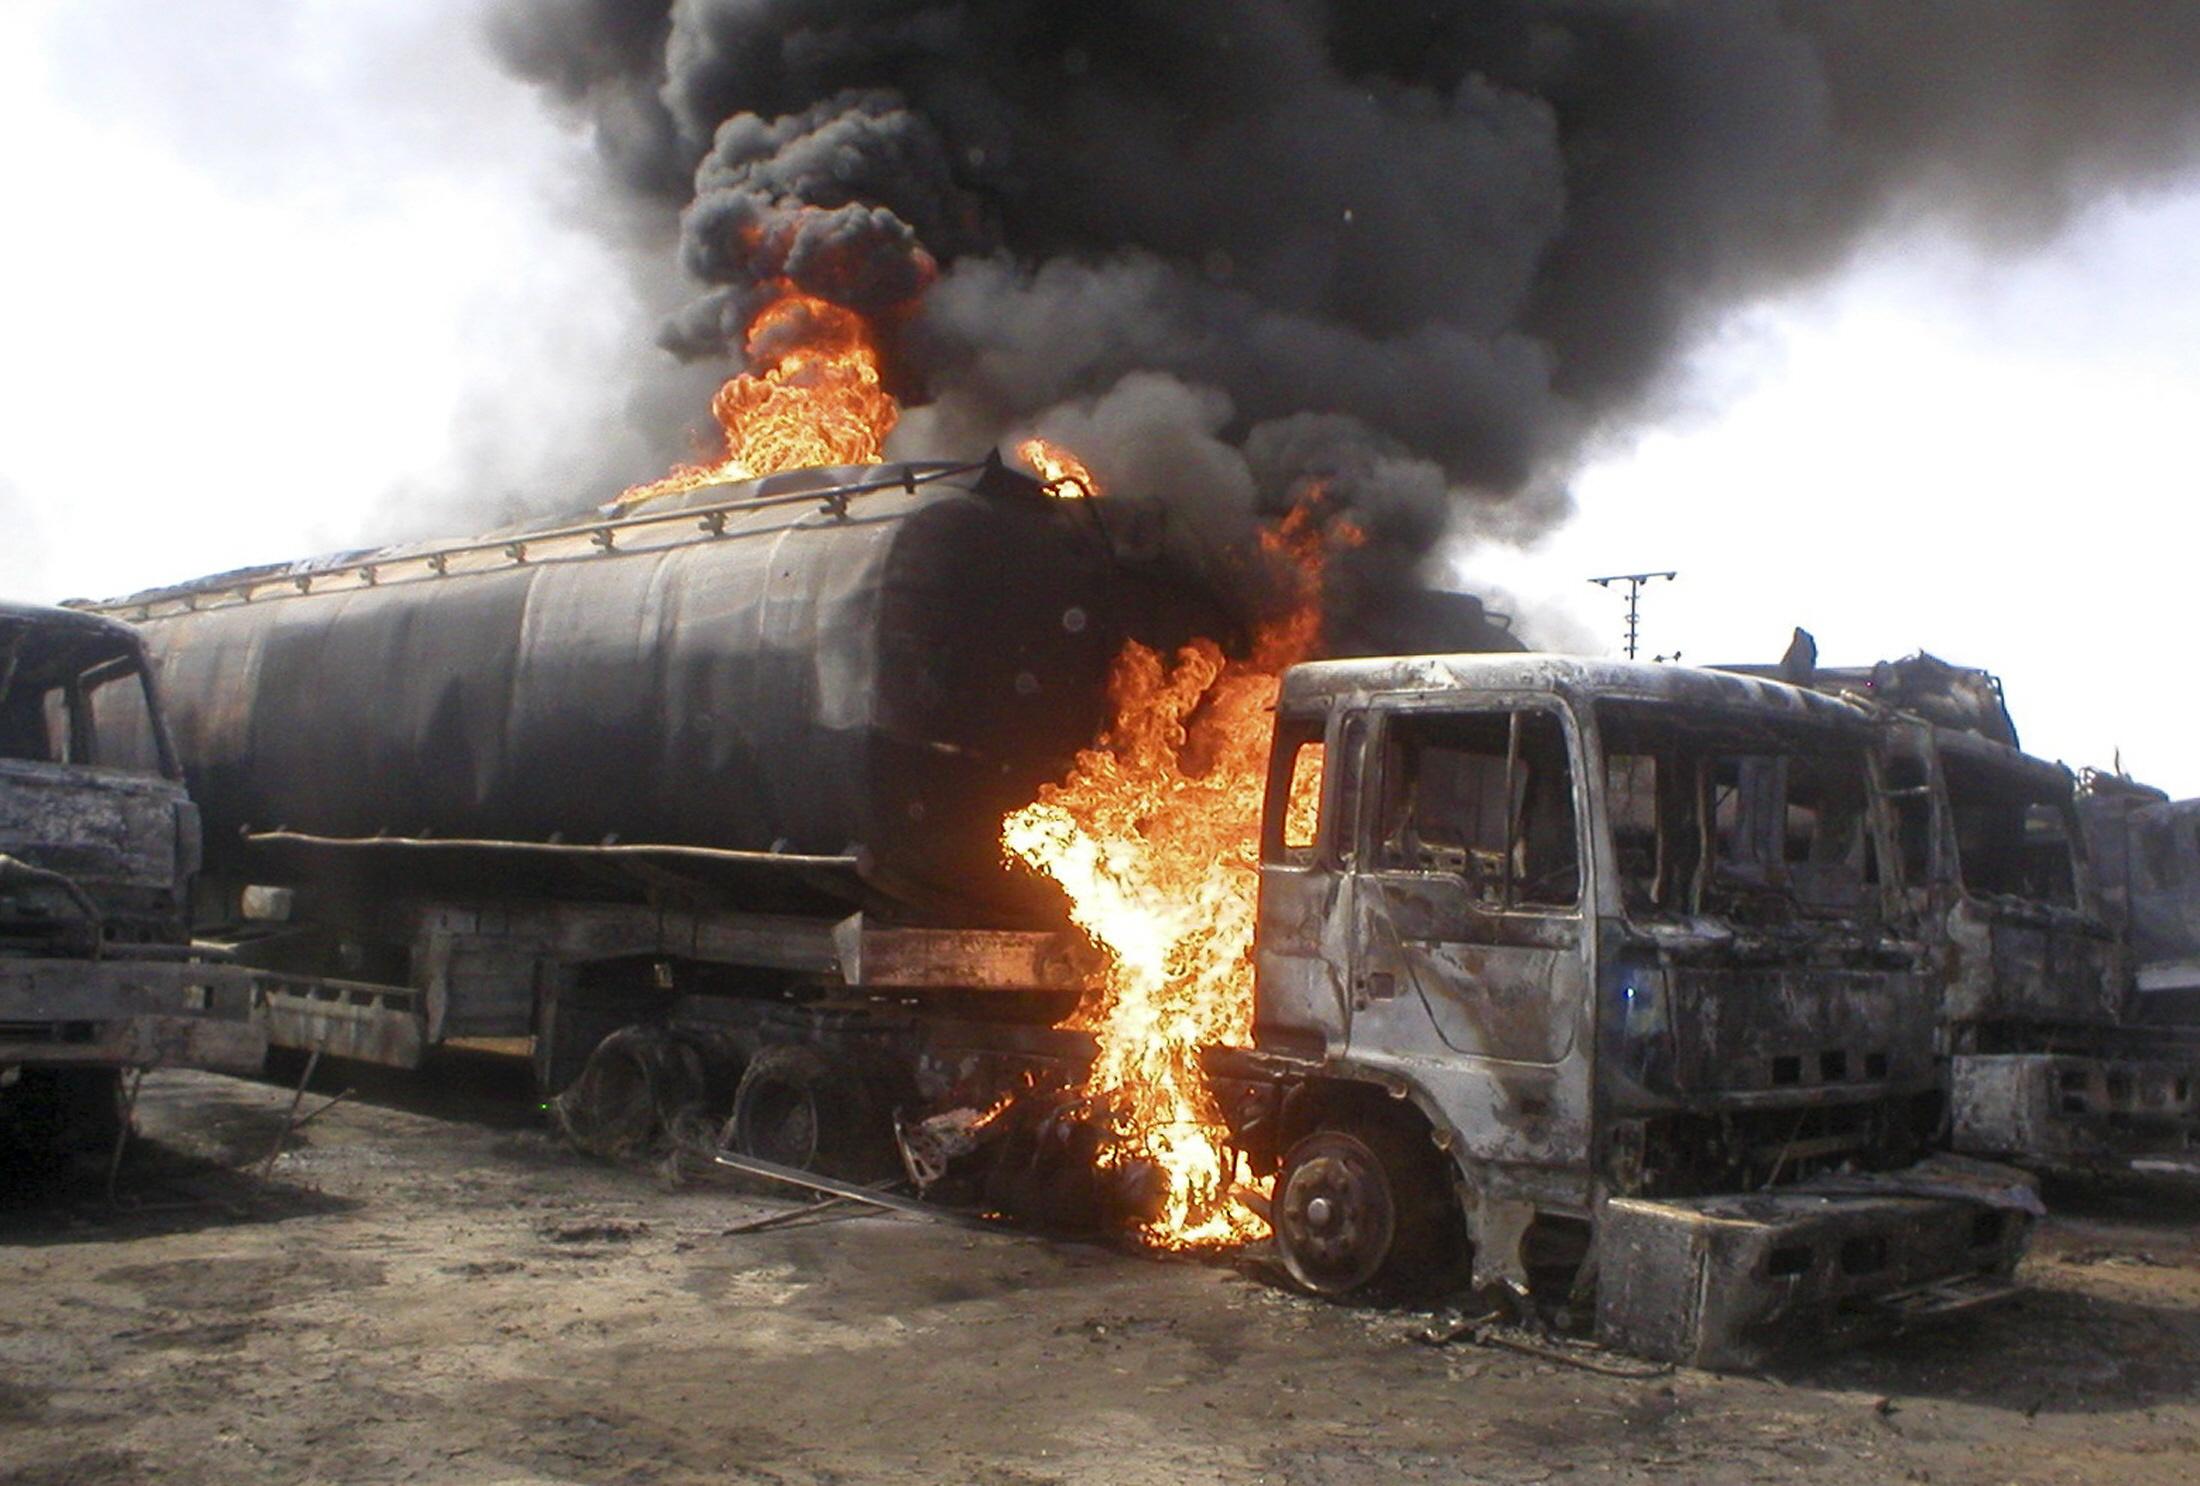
<box><xmin>1595</xmin><ymin>1176</ymin><xmax>2030</xmax><ymax>1370</ymax></box>
<box><xmin>112</xmin><ymin>469</ymin><xmax>1221</xmax><ymax>926</ymax></box>
<box><xmin>2083</xmin><ymin>792</ymin><xmax>2200</xmax><ymax>1021</ymax></box>
<box><xmin>0</xmin><ymin>957</ymin><xmax>267</xmax><ymax>1072</ymax></box>
<box><xmin>1720</xmin><ymin>653</ymin><xmax>2020</xmax><ymax>748</ymax></box>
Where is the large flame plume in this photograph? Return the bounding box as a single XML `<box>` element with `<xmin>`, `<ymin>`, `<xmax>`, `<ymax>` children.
<box><xmin>1003</xmin><ymin>501</ymin><xmax>1349</xmax><ymax>1247</ymax></box>
<box><xmin>619</xmin><ymin>290</ymin><xmax>899</xmax><ymax>506</ymax></box>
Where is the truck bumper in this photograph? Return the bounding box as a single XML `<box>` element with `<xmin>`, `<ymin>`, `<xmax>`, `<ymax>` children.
<box><xmin>0</xmin><ymin>958</ymin><xmax>267</xmax><ymax>1075</ymax></box>
<box><xmin>1951</xmin><ymin>1052</ymin><xmax>2199</xmax><ymax>1168</ymax></box>
<box><xmin>1595</xmin><ymin>1176</ymin><xmax>2032</xmax><ymax>1370</ymax></box>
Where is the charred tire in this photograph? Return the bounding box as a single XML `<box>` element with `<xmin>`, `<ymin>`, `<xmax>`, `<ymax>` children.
<box><xmin>1274</xmin><ymin>1123</ymin><xmax>1453</xmax><ymax>1298</ymax></box>
<box><xmin>534</xmin><ymin>983</ymin><xmax>672</xmax><ymax>1098</ymax></box>
<box><xmin>551</xmin><ymin>1027</ymin><xmax>705</xmax><ymax>1160</ymax></box>
<box><xmin>724</xmin><ymin>1044</ymin><xmax>894</xmax><ymax>1181</ymax></box>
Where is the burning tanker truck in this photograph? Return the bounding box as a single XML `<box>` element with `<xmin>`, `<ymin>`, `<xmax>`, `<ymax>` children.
<box><xmin>82</xmin><ymin>457</ymin><xmax>2036</xmax><ymax>1368</ymax></box>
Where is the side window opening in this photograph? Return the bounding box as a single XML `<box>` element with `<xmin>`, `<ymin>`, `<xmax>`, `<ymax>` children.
<box><xmin>1282</xmin><ymin>742</ymin><xmax>1325</xmax><ymax>852</ymax></box>
<box><xmin>1606</xmin><ymin>752</ymin><xmax>1659</xmax><ymax>913</ymax></box>
<box><xmin>1262</xmin><ymin>714</ymin><xmax>1328</xmax><ymax>866</ymax></box>
<box><xmin>1375</xmin><ymin>710</ymin><xmax>1578</xmax><ymax>910</ymax></box>
<box><xmin>1945</xmin><ymin>756</ymin><xmax>2078</xmax><ymax>907</ymax></box>
<box><xmin>84</xmin><ymin>663</ymin><xmax>163</xmax><ymax>775</ymax></box>
<box><xmin>0</xmin><ymin>683</ymin><xmax>67</xmax><ymax>763</ymax></box>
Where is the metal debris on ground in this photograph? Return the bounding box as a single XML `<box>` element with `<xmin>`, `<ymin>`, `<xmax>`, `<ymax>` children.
<box><xmin>711</xmin><ymin>1149</ymin><xmax>1010</xmax><ymax>1233</ymax></box>
<box><xmin>719</xmin><ymin>1196</ymin><xmax>863</xmax><ymax>1236</ymax></box>
<box><xmin>2058</xmin><ymin>1248</ymin><xmax>2168</xmax><ymax>1268</ymax></box>
<box><xmin>1418</xmin><ymin>1310</ymin><xmax>1679</xmax><ymax>1379</ymax></box>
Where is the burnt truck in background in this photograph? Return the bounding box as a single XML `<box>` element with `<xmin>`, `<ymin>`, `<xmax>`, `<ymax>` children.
<box><xmin>82</xmin><ymin>463</ymin><xmax>2028</xmax><ymax>1367</ymax></box>
<box><xmin>1</xmin><ymin>602</ymin><xmax>263</xmax><ymax>1164</ymax></box>
<box><xmin>1723</xmin><ymin>653</ymin><xmax>2200</xmax><ymax>1173</ymax></box>
<box><xmin>2079</xmin><ymin>775</ymin><xmax>2200</xmax><ymax>1030</ymax></box>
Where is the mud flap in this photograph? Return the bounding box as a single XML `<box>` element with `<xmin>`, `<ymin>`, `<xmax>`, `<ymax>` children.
<box><xmin>1594</xmin><ymin>1184</ymin><xmax>2031</xmax><ymax>1371</ymax></box>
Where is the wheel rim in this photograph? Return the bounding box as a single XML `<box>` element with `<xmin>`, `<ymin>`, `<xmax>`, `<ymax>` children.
<box><xmin>735</xmin><ymin>1078</ymin><xmax>820</xmax><ymax>1168</ymax></box>
<box><xmin>1275</xmin><ymin>1130</ymin><xmax>1398</xmax><ymax>1295</ymax></box>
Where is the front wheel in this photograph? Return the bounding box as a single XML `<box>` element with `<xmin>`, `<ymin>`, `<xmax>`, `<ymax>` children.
<box><xmin>1273</xmin><ymin>1123</ymin><xmax>1454</xmax><ymax>1297</ymax></box>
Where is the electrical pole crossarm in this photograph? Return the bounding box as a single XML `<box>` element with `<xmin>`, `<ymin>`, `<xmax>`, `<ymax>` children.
<box><xmin>1587</xmin><ymin>570</ymin><xmax>1677</xmax><ymax>661</ymax></box>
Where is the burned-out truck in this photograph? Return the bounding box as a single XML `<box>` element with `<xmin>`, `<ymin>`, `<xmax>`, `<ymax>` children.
<box><xmin>1</xmin><ymin>602</ymin><xmax>263</xmax><ymax>1162</ymax></box>
<box><xmin>1214</xmin><ymin>656</ymin><xmax>2032</xmax><ymax>1367</ymax></box>
<box><xmin>2079</xmin><ymin>775</ymin><xmax>2200</xmax><ymax>1030</ymax></box>
<box><xmin>1725</xmin><ymin>654</ymin><xmax>2200</xmax><ymax>1171</ymax></box>
<box><xmin>1889</xmin><ymin>728</ymin><xmax>2197</xmax><ymax>1168</ymax></box>
<box><xmin>86</xmin><ymin>464</ymin><xmax>2027</xmax><ymax>1366</ymax></box>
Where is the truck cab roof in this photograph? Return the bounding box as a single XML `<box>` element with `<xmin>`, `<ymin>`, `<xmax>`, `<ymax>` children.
<box><xmin>1</xmin><ymin>601</ymin><xmax>151</xmax><ymax>691</ymax></box>
<box><xmin>1280</xmin><ymin>653</ymin><xmax>1873</xmax><ymax>730</ymax></box>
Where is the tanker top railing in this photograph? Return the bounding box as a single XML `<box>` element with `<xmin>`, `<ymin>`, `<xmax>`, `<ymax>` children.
<box><xmin>76</xmin><ymin>460</ymin><xmax>993</xmax><ymax>622</ymax></box>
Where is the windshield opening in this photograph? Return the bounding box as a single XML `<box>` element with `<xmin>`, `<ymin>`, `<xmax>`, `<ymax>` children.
<box><xmin>0</xmin><ymin>621</ymin><xmax>164</xmax><ymax>773</ymax></box>
<box><xmin>1598</xmin><ymin>700</ymin><xmax>1876</xmax><ymax>926</ymax></box>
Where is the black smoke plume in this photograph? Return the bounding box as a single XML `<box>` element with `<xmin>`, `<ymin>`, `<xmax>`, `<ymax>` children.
<box><xmin>492</xmin><ymin>1</ymin><xmax>2200</xmax><ymax>635</ymax></box>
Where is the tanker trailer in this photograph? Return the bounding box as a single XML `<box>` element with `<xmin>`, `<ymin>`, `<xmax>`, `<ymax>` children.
<box><xmin>83</xmin><ymin>460</ymin><xmax>1259</xmax><ymax>1092</ymax></box>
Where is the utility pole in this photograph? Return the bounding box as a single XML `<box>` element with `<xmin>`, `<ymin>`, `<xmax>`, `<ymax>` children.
<box><xmin>1588</xmin><ymin>570</ymin><xmax>1676</xmax><ymax>660</ymax></box>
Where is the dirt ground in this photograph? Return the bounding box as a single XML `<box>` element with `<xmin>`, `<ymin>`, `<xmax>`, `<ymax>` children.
<box><xmin>4</xmin><ymin>1057</ymin><xmax>2198</xmax><ymax>1486</ymax></box>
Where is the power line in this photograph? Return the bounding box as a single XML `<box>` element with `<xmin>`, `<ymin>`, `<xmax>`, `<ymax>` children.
<box><xmin>1587</xmin><ymin>570</ymin><xmax>1676</xmax><ymax>660</ymax></box>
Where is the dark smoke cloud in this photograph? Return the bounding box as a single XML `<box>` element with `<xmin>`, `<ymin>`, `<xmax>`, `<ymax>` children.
<box><xmin>490</xmin><ymin>0</ymin><xmax>2200</xmax><ymax>626</ymax></box>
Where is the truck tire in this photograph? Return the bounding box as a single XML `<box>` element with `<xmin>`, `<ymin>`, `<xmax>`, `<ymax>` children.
<box><xmin>551</xmin><ymin>1028</ymin><xmax>704</xmax><ymax>1160</ymax></box>
<box><xmin>723</xmin><ymin>1044</ymin><xmax>894</xmax><ymax>1181</ymax></box>
<box><xmin>533</xmin><ymin>963</ymin><xmax>678</xmax><ymax>1100</ymax></box>
<box><xmin>1272</xmin><ymin>1122</ymin><xmax>1453</xmax><ymax>1297</ymax></box>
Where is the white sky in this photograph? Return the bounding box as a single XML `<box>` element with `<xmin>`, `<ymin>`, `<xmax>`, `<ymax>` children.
<box><xmin>1462</xmin><ymin>184</ymin><xmax>2200</xmax><ymax>792</ymax></box>
<box><xmin>4</xmin><ymin>2</ymin><xmax>2197</xmax><ymax>794</ymax></box>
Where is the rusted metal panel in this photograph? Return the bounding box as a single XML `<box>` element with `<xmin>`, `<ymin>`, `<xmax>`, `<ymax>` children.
<box><xmin>1952</xmin><ymin>1052</ymin><xmax>2199</xmax><ymax>1164</ymax></box>
<box><xmin>0</xmin><ymin>958</ymin><xmax>266</xmax><ymax>1072</ymax></box>
<box><xmin>257</xmin><ymin>973</ymin><xmax>427</xmax><ymax>1068</ymax></box>
<box><xmin>831</xmin><ymin>914</ymin><xmax>1092</xmax><ymax>990</ymax></box>
<box><xmin>0</xmin><ymin>1015</ymin><xmax>263</xmax><ymax>1075</ymax></box>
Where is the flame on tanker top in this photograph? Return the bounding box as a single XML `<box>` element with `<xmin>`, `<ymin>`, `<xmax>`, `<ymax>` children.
<box><xmin>622</xmin><ymin>284</ymin><xmax>1346</xmax><ymax>1248</ymax></box>
<box><xmin>1016</xmin><ymin>438</ymin><xmax>1100</xmax><ymax>499</ymax></box>
<box><xmin>1003</xmin><ymin>504</ymin><xmax>1352</xmax><ymax>1248</ymax></box>
<box><xmin>617</xmin><ymin>290</ymin><xmax>898</xmax><ymax>505</ymax></box>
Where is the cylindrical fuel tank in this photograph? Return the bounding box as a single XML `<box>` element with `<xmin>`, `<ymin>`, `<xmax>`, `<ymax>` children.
<box><xmin>109</xmin><ymin>464</ymin><xmax>1221</xmax><ymax>925</ymax></box>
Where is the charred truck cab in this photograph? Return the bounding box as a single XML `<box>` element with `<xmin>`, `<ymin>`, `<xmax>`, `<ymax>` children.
<box><xmin>0</xmin><ymin>602</ymin><xmax>263</xmax><ymax>1161</ymax></box>
<box><xmin>1210</xmin><ymin>657</ymin><xmax>2033</xmax><ymax>1370</ymax></box>
<box><xmin>1877</xmin><ymin>724</ymin><xmax>2199</xmax><ymax>1169</ymax></box>
<box><xmin>2080</xmin><ymin>778</ymin><xmax>2200</xmax><ymax>1030</ymax></box>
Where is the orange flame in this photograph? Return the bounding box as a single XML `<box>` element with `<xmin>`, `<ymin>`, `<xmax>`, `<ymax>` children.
<box><xmin>619</xmin><ymin>290</ymin><xmax>899</xmax><ymax>506</ymax></box>
<box><xmin>1002</xmin><ymin>499</ymin><xmax>1351</xmax><ymax>1247</ymax></box>
<box><xmin>1016</xmin><ymin>438</ymin><xmax>1100</xmax><ymax>499</ymax></box>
